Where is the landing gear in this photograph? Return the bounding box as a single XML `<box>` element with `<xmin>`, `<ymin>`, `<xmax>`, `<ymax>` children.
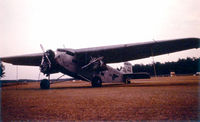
<box><xmin>40</xmin><ymin>79</ymin><xmax>50</xmax><ymax>89</ymax></box>
<box><xmin>91</xmin><ymin>77</ymin><xmax>102</xmax><ymax>87</ymax></box>
<box><xmin>125</xmin><ymin>78</ymin><xmax>131</xmax><ymax>84</ymax></box>
<box><xmin>127</xmin><ymin>80</ymin><xmax>131</xmax><ymax>84</ymax></box>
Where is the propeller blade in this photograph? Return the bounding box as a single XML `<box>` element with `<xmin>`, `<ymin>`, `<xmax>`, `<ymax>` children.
<box><xmin>40</xmin><ymin>44</ymin><xmax>45</xmax><ymax>53</ymax></box>
<box><xmin>40</xmin><ymin>44</ymin><xmax>51</xmax><ymax>68</ymax></box>
<box><xmin>81</xmin><ymin>57</ymin><xmax>104</xmax><ymax>69</ymax></box>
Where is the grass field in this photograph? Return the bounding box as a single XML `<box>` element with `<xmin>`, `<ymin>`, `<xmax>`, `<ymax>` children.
<box><xmin>2</xmin><ymin>76</ymin><xmax>200</xmax><ymax>121</ymax></box>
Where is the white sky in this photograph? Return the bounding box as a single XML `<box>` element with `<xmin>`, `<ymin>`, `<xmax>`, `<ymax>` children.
<box><xmin>0</xmin><ymin>0</ymin><xmax>200</xmax><ymax>80</ymax></box>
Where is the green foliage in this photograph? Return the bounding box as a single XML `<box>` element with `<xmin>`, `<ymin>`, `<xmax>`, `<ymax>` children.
<box><xmin>132</xmin><ymin>57</ymin><xmax>200</xmax><ymax>76</ymax></box>
<box><xmin>0</xmin><ymin>60</ymin><xmax>5</xmax><ymax>78</ymax></box>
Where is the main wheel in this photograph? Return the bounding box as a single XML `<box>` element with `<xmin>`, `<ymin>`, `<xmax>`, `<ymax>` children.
<box><xmin>125</xmin><ymin>78</ymin><xmax>131</xmax><ymax>84</ymax></box>
<box><xmin>40</xmin><ymin>79</ymin><xmax>50</xmax><ymax>89</ymax></box>
<box><xmin>91</xmin><ymin>77</ymin><xmax>102</xmax><ymax>87</ymax></box>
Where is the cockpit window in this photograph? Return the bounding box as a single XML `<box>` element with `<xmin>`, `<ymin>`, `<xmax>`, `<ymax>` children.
<box><xmin>66</xmin><ymin>51</ymin><xmax>75</xmax><ymax>56</ymax></box>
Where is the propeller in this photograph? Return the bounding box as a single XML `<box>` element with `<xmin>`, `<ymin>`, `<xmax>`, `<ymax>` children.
<box><xmin>39</xmin><ymin>44</ymin><xmax>55</xmax><ymax>76</ymax></box>
<box><xmin>81</xmin><ymin>56</ymin><xmax>104</xmax><ymax>70</ymax></box>
<box><xmin>40</xmin><ymin>44</ymin><xmax>52</xmax><ymax>69</ymax></box>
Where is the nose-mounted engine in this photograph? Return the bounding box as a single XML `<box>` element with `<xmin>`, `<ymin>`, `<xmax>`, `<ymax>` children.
<box><xmin>40</xmin><ymin>50</ymin><xmax>56</xmax><ymax>76</ymax></box>
<box><xmin>82</xmin><ymin>57</ymin><xmax>107</xmax><ymax>72</ymax></box>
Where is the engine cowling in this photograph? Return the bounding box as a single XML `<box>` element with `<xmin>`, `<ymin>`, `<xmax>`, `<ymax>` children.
<box><xmin>40</xmin><ymin>50</ymin><xmax>57</xmax><ymax>76</ymax></box>
<box><xmin>92</xmin><ymin>59</ymin><xmax>107</xmax><ymax>71</ymax></box>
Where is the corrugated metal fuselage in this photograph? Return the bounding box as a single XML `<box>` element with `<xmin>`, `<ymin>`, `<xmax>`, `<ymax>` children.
<box><xmin>55</xmin><ymin>51</ymin><xmax>124</xmax><ymax>83</ymax></box>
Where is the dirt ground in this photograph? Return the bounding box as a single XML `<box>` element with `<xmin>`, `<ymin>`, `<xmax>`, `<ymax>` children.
<box><xmin>1</xmin><ymin>76</ymin><xmax>200</xmax><ymax>121</ymax></box>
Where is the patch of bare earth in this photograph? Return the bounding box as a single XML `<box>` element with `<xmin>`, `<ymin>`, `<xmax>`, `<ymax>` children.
<box><xmin>2</xmin><ymin>76</ymin><xmax>200</xmax><ymax>121</ymax></box>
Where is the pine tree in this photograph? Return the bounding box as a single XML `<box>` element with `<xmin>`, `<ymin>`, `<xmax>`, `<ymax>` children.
<box><xmin>0</xmin><ymin>60</ymin><xmax>5</xmax><ymax>79</ymax></box>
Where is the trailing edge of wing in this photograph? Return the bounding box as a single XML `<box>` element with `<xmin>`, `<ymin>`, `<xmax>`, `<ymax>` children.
<box><xmin>75</xmin><ymin>38</ymin><xmax>200</xmax><ymax>64</ymax></box>
<box><xmin>1</xmin><ymin>53</ymin><xmax>43</xmax><ymax>66</ymax></box>
<box><xmin>1</xmin><ymin>38</ymin><xmax>199</xmax><ymax>66</ymax></box>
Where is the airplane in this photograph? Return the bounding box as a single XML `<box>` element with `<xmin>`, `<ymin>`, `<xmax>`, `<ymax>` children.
<box><xmin>1</xmin><ymin>37</ymin><xmax>199</xmax><ymax>89</ymax></box>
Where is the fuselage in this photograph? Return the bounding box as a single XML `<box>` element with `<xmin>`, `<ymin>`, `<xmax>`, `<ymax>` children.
<box><xmin>54</xmin><ymin>50</ymin><xmax>124</xmax><ymax>83</ymax></box>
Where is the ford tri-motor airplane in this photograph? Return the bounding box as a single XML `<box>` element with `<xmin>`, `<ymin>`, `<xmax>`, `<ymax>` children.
<box><xmin>1</xmin><ymin>38</ymin><xmax>200</xmax><ymax>89</ymax></box>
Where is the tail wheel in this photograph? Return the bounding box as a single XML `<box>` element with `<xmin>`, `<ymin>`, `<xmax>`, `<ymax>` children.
<box><xmin>91</xmin><ymin>77</ymin><xmax>102</xmax><ymax>87</ymax></box>
<box><xmin>40</xmin><ymin>79</ymin><xmax>50</xmax><ymax>89</ymax></box>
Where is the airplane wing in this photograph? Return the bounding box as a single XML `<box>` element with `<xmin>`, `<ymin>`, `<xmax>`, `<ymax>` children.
<box><xmin>75</xmin><ymin>38</ymin><xmax>200</xmax><ymax>64</ymax></box>
<box><xmin>1</xmin><ymin>38</ymin><xmax>199</xmax><ymax>66</ymax></box>
<box><xmin>1</xmin><ymin>53</ymin><xmax>43</xmax><ymax>66</ymax></box>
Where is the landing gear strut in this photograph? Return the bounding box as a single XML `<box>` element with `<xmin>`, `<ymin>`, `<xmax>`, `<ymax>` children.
<box><xmin>40</xmin><ymin>79</ymin><xmax>50</xmax><ymax>89</ymax></box>
<box><xmin>125</xmin><ymin>78</ymin><xmax>131</xmax><ymax>84</ymax></box>
<box><xmin>91</xmin><ymin>77</ymin><xmax>102</xmax><ymax>87</ymax></box>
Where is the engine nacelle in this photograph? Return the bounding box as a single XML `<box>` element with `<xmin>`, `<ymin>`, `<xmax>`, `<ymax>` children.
<box><xmin>92</xmin><ymin>59</ymin><xmax>107</xmax><ymax>72</ymax></box>
<box><xmin>40</xmin><ymin>50</ymin><xmax>58</xmax><ymax>76</ymax></box>
<box><xmin>82</xmin><ymin>57</ymin><xmax>107</xmax><ymax>73</ymax></box>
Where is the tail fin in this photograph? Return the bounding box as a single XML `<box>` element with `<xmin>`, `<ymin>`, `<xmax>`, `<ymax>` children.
<box><xmin>123</xmin><ymin>62</ymin><xmax>133</xmax><ymax>74</ymax></box>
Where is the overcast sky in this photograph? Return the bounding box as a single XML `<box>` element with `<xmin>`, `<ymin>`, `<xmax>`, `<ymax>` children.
<box><xmin>0</xmin><ymin>0</ymin><xmax>200</xmax><ymax>80</ymax></box>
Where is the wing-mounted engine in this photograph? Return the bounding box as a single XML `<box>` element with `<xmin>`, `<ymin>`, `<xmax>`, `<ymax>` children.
<box><xmin>81</xmin><ymin>56</ymin><xmax>107</xmax><ymax>72</ymax></box>
<box><xmin>40</xmin><ymin>50</ymin><xmax>58</xmax><ymax>76</ymax></box>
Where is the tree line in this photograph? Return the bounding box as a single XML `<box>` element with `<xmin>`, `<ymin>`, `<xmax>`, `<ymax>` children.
<box><xmin>0</xmin><ymin>57</ymin><xmax>199</xmax><ymax>78</ymax></box>
<box><xmin>0</xmin><ymin>60</ymin><xmax>5</xmax><ymax>79</ymax></box>
<box><xmin>132</xmin><ymin>57</ymin><xmax>200</xmax><ymax>76</ymax></box>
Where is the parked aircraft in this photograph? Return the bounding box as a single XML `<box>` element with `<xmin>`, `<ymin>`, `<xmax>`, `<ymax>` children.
<box><xmin>1</xmin><ymin>38</ymin><xmax>199</xmax><ymax>89</ymax></box>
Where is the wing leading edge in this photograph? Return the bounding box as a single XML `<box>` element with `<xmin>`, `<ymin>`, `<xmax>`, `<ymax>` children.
<box><xmin>1</xmin><ymin>53</ymin><xmax>43</xmax><ymax>66</ymax></box>
<box><xmin>75</xmin><ymin>38</ymin><xmax>200</xmax><ymax>64</ymax></box>
<box><xmin>1</xmin><ymin>38</ymin><xmax>199</xmax><ymax>66</ymax></box>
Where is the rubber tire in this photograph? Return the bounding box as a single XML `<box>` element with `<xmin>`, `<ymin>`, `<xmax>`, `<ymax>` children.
<box><xmin>91</xmin><ymin>77</ymin><xmax>102</xmax><ymax>87</ymax></box>
<box><xmin>40</xmin><ymin>79</ymin><xmax>50</xmax><ymax>89</ymax></box>
<box><xmin>125</xmin><ymin>78</ymin><xmax>131</xmax><ymax>84</ymax></box>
